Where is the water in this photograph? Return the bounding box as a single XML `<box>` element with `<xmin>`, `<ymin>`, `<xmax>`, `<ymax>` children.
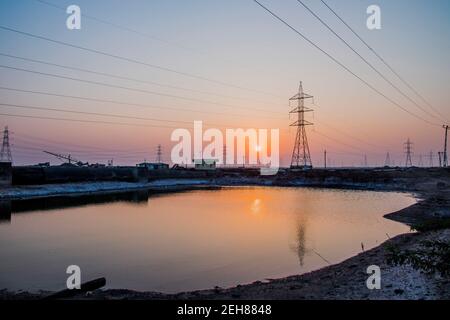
<box><xmin>0</xmin><ymin>187</ymin><xmax>416</xmax><ymax>293</ymax></box>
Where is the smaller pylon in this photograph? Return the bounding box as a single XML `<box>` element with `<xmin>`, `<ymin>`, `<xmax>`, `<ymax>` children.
<box><xmin>223</xmin><ymin>145</ymin><xmax>227</xmax><ymax>166</ymax></box>
<box><xmin>156</xmin><ymin>144</ymin><xmax>162</xmax><ymax>163</ymax></box>
<box><xmin>384</xmin><ymin>152</ymin><xmax>391</xmax><ymax>167</ymax></box>
<box><xmin>404</xmin><ymin>138</ymin><xmax>413</xmax><ymax>167</ymax></box>
<box><xmin>443</xmin><ymin>125</ymin><xmax>449</xmax><ymax>167</ymax></box>
<box><xmin>418</xmin><ymin>154</ymin><xmax>423</xmax><ymax>167</ymax></box>
<box><xmin>0</xmin><ymin>126</ymin><xmax>12</xmax><ymax>163</ymax></box>
<box><xmin>429</xmin><ymin>151</ymin><xmax>434</xmax><ymax>167</ymax></box>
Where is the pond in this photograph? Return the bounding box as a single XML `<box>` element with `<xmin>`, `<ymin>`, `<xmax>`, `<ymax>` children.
<box><xmin>0</xmin><ymin>187</ymin><xmax>416</xmax><ymax>293</ymax></box>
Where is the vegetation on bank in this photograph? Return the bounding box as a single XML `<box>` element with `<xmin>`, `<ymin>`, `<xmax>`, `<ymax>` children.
<box><xmin>386</xmin><ymin>218</ymin><xmax>450</xmax><ymax>277</ymax></box>
<box><xmin>410</xmin><ymin>218</ymin><xmax>450</xmax><ymax>232</ymax></box>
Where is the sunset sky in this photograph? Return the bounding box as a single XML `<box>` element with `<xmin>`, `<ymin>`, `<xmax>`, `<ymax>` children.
<box><xmin>0</xmin><ymin>0</ymin><xmax>449</xmax><ymax>167</ymax></box>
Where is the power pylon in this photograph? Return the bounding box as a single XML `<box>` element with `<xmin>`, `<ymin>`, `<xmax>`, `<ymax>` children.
<box><xmin>223</xmin><ymin>145</ymin><xmax>227</xmax><ymax>166</ymax></box>
<box><xmin>404</xmin><ymin>138</ymin><xmax>413</xmax><ymax>167</ymax></box>
<box><xmin>0</xmin><ymin>126</ymin><xmax>12</xmax><ymax>163</ymax></box>
<box><xmin>418</xmin><ymin>154</ymin><xmax>423</xmax><ymax>167</ymax></box>
<box><xmin>290</xmin><ymin>81</ymin><xmax>314</xmax><ymax>170</ymax></box>
<box><xmin>384</xmin><ymin>152</ymin><xmax>391</xmax><ymax>167</ymax></box>
<box><xmin>443</xmin><ymin>125</ymin><xmax>449</xmax><ymax>167</ymax></box>
<box><xmin>156</xmin><ymin>144</ymin><xmax>162</xmax><ymax>163</ymax></box>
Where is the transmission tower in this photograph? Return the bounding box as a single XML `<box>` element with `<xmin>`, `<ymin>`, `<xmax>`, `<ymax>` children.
<box><xmin>384</xmin><ymin>152</ymin><xmax>391</xmax><ymax>167</ymax></box>
<box><xmin>290</xmin><ymin>81</ymin><xmax>314</xmax><ymax>170</ymax></box>
<box><xmin>443</xmin><ymin>125</ymin><xmax>449</xmax><ymax>167</ymax></box>
<box><xmin>223</xmin><ymin>145</ymin><xmax>227</xmax><ymax>167</ymax></box>
<box><xmin>404</xmin><ymin>138</ymin><xmax>413</xmax><ymax>167</ymax></box>
<box><xmin>156</xmin><ymin>144</ymin><xmax>162</xmax><ymax>163</ymax></box>
<box><xmin>0</xmin><ymin>126</ymin><xmax>12</xmax><ymax>163</ymax></box>
<box><xmin>418</xmin><ymin>154</ymin><xmax>423</xmax><ymax>167</ymax></box>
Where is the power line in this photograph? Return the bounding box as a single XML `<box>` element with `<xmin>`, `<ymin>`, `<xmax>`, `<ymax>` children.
<box><xmin>296</xmin><ymin>0</ymin><xmax>442</xmax><ymax>123</ymax></box>
<box><xmin>0</xmin><ymin>87</ymin><xmax>392</xmax><ymax>152</ymax></box>
<box><xmin>0</xmin><ymin>25</ymin><xmax>282</xmax><ymax>98</ymax></box>
<box><xmin>4</xmin><ymin>113</ymin><xmax>382</xmax><ymax>159</ymax></box>
<box><xmin>32</xmin><ymin>0</ymin><xmax>264</xmax><ymax>78</ymax></box>
<box><xmin>0</xmin><ymin>52</ymin><xmax>281</xmax><ymax>107</ymax></box>
<box><xmin>0</xmin><ymin>63</ymin><xmax>281</xmax><ymax>114</ymax></box>
<box><xmin>13</xmin><ymin>131</ymin><xmax>150</xmax><ymax>153</ymax></box>
<box><xmin>312</xmin><ymin>129</ymin><xmax>384</xmax><ymax>156</ymax></box>
<box><xmin>8</xmin><ymin>103</ymin><xmax>384</xmax><ymax>159</ymax></box>
<box><xmin>13</xmin><ymin>134</ymin><xmax>148</xmax><ymax>153</ymax></box>
<box><xmin>0</xmin><ymin>112</ymin><xmax>183</xmax><ymax>129</ymax></box>
<box><xmin>251</xmin><ymin>0</ymin><xmax>441</xmax><ymax>127</ymax></box>
<box><xmin>311</xmin><ymin>102</ymin><xmax>386</xmax><ymax>150</ymax></box>
<box><xmin>12</xmin><ymin>138</ymin><xmax>149</xmax><ymax>156</ymax></box>
<box><xmin>12</xmin><ymin>144</ymin><xmax>150</xmax><ymax>156</ymax></box>
<box><xmin>10</xmin><ymin>142</ymin><xmax>150</xmax><ymax>156</ymax></box>
<box><xmin>0</xmin><ymin>86</ymin><xmax>284</xmax><ymax>120</ymax></box>
<box><xmin>320</xmin><ymin>0</ymin><xmax>449</xmax><ymax>122</ymax></box>
<box><xmin>0</xmin><ymin>102</ymin><xmax>241</xmax><ymax>128</ymax></box>
<box><xmin>32</xmin><ymin>0</ymin><xmax>207</xmax><ymax>53</ymax></box>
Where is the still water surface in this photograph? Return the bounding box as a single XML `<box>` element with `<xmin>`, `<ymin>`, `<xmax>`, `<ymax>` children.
<box><xmin>0</xmin><ymin>187</ymin><xmax>416</xmax><ymax>293</ymax></box>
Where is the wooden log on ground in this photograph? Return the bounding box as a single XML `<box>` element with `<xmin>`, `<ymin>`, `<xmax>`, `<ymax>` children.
<box><xmin>43</xmin><ymin>277</ymin><xmax>106</xmax><ymax>300</ymax></box>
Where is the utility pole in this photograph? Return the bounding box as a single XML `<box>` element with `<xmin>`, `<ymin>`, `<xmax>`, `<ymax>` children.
<box><xmin>404</xmin><ymin>138</ymin><xmax>413</xmax><ymax>167</ymax></box>
<box><xmin>324</xmin><ymin>150</ymin><xmax>327</xmax><ymax>169</ymax></box>
<box><xmin>429</xmin><ymin>151</ymin><xmax>434</xmax><ymax>168</ymax></box>
<box><xmin>438</xmin><ymin>152</ymin><xmax>443</xmax><ymax>167</ymax></box>
<box><xmin>0</xmin><ymin>126</ymin><xmax>12</xmax><ymax>163</ymax></box>
<box><xmin>443</xmin><ymin>125</ymin><xmax>449</xmax><ymax>167</ymax></box>
<box><xmin>290</xmin><ymin>81</ymin><xmax>314</xmax><ymax>170</ymax></box>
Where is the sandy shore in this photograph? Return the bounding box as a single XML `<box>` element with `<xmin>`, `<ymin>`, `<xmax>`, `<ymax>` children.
<box><xmin>1</xmin><ymin>174</ymin><xmax>449</xmax><ymax>300</ymax></box>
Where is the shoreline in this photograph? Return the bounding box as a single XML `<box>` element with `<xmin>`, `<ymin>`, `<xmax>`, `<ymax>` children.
<box><xmin>1</xmin><ymin>175</ymin><xmax>449</xmax><ymax>300</ymax></box>
<box><xmin>0</xmin><ymin>177</ymin><xmax>419</xmax><ymax>202</ymax></box>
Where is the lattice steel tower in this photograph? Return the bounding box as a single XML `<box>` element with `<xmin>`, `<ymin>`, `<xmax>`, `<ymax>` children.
<box><xmin>156</xmin><ymin>144</ymin><xmax>162</xmax><ymax>163</ymax></box>
<box><xmin>384</xmin><ymin>152</ymin><xmax>391</xmax><ymax>167</ymax></box>
<box><xmin>443</xmin><ymin>125</ymin><xmax>449</xmax><ymax>167</ymax></box>
<box><xmin>404</xmin><ymin>138</ymin><xmax>413</xmax><ymax>167</ymax></box>
<box><xmin>290</xmin><ymin>82</ymin><xmax>314</xmax><ymax>169</ymax></box>
<box><xmin>0</xmin><ymin>126</ymin><xmax>12</xmax><ymax>163</ymax></box>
